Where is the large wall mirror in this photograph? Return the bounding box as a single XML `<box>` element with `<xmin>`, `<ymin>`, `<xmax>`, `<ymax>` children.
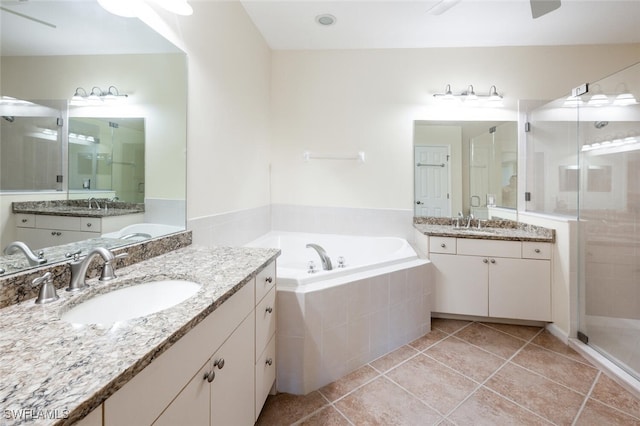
<box><xmin>414</xmin><ymin>120</ymin><xmax>518</xmax><ymax>220</ymax></box>
<box><xmin>0</xmin><ymin>1</ymin><xmax>187</xmax><ymax>276</ymax></box>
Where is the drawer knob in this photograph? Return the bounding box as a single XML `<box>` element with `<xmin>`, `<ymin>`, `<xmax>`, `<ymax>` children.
<box><xmin>490</xmin><ymin>259</ymin><xmax>496</xmax><ymax>264</ymax></box>
<box><xmin>86</xmin><ymin>223</ymin><xmax>92</xmax><ymax>228</ymax></box>
<box><xmin>203</xmin><ymin>370</ymin><xmax>215</xmax><ymax>383</ymax></box>
<box><xmin>51</xmin><ymin>231</ymin><xmax>62</xmax><ymax>236</ymax></box>
<box><xmin>265</xmin><ymin>276</ymin><xmax>273</xmax><ymax>284</ymax></box>
<box><xmin>266</xmin><ymin>358</ymin><xmax>273</xmax><ymax>366</ymax></box>
<box><xmin>265</xmin><ymin>306</ymin><xmax>273</xmax><ymax>314</ymax></box>
<box><xmin>214</xmin><ymin>358</ymin><xmax>225</xmax><ymax>370</ymax></box>
<box><xmin>440</xmin><ymin>243</ymin><xmax>446</xmax><ymax>248</ymax></box>
<box><xmin>21</xmin><ymin>218</ymin><xmax>28</xmax><ymax>223</ymax></box>
<box><xmin>483</xmin><ymin>258</ymin><xmax>488</xmax><ymax>264</ymax></box>
<box><xmin>534</xmin><ymin>248</ymin><xmax>541</xmax><ymax>253</ymax></box>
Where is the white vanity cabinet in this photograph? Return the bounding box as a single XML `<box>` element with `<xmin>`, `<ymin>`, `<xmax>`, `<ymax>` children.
<box><xmin>15</xmin><ymin>213</ymin><xmax>144</xmax><ymax>249</ymax></box>
<box><xmin>429</xmin><ymin>236</ymin><xmax>552</xmax><ymax>321</ymax></box>
<box><xmin>102</xmin><ymin>260</ymin><xmax>277</xmax><ymax>426</ymax></box>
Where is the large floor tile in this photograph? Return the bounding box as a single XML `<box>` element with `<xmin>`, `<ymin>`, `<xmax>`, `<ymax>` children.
<box><xmin>486</xmin><ymin>362</ymin><xmax>585</xmax><ymax>424</ymax></box>
<box><xmin>296</xmin><ymin>405</ymin><xmax>351</xmax><ymax>426</ymax></box>
<box><xmin>454</xmin><ymin>322</ymin><xmax>527</xmax><ymax>359</ymax></box>
<box><xmin>386</xmin><ymin>353</ymin><xmax>478</xmax><ymax>415</ymax></box>
<box><xmin>531</xmin><ymin>330</ymin><xmax>590</xmax><ymax>364</ymax></box>
<box><xmin>369</xmin><ymin>345</ymin><xmax>418</xmax><ymax>373</ymax></box>
<box><xmin>431</xmin><ymin>318</ymin><xmax>471</xmax><ymax>334</ymax></box>
<box><xmin>512</xmin><ymin>344</ymin><xmax>599</xmax><ymax>394</ymax></box>
<box><xmin>590</xmin><ymin>373</ymin><xmax>640</xmax><ymax>419</ymax></box>
<box><xmin>318</xmin><ymin>364</ymin><xmax>379</xmax><ymax>402</ymax></box>
<box><xmin>425</xmin><ymin>336</ymin><xmax>505</xmax><ymax>383</ymax></box>
<box><xmin>480</xmin><ymin>322</ymin><xmax>543</xmax><ymax>341</ymax></box>
<box><xmin>409</xmin><ymin>328</ymin><xmax>448</xmax><ymax>351</ymax></box>
<box><xmin>448</xmin><ymin>387</ymin><xmax>552</xmax><ymax>425</ymax></box>
<box><xmin>574</xmin><ymin>398</ymin><xmax>640</xmax><ymax>425</ymax></box>
<box><xmin>256</xmin><ymin>391</ymin><xmax>328</xmax><ymax>426</ymax></box>
<box><xmin>335</xmin><ymin>376</ymin><xmax>443</xmax><ymax>425</ymax></box>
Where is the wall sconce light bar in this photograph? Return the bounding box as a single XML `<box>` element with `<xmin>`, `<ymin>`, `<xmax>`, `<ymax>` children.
<box><xmin>433</xmin><ymin>84</ymin><xmax>503</xmax><ymax>106</ymax></box>
<box><xmin>71</xmin><ymin>86</ymin><xmax>128</xmax><ymax>105</ymax></box>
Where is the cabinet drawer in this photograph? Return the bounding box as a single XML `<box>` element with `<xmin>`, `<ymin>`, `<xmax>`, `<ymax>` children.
<box><xmin>35</xmin><ymin>215</ymin><xmax>82</xmax><ymax>231</ymax></box>
<box><xmin>81</xmin><ymin>217</ymin><xmax>101</xmax><ymax>232</ymax></box>
<box><xmin>15</xmin><ymin>213</ymin><xmax>35</xmax><ymax>228</ymax></box>
<box><xmin>457</xmin><ymin>239</ymin><xmax>521</xmax><ymax>258</ymax></box>
<box><xmin>522</xmin><ymin>242</ymin><xmax>551</xmax><ymax>260</ymax></box>
<box><xmin>429</xmin><ymin>237</ymin><xmax>456</xmax><ymax>254</ymax></box>
<box><xmin>255</xmin><ymin>334</ymin><xmax>276</xmax><ymax>421</ymax></box>
<box><xmin>256</xmin><ymin>286</ymin><xmax>276</xmax><ymax>359</ymax></box>
<box><xmin>256</xmin><ymin>261</ymin><xmax>276</xmax><ymax>304</ymax></box>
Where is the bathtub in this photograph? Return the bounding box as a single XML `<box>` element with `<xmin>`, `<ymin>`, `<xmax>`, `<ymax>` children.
<box><xmin>246</xmin><ymin>231</ymin><xmax>433</xmax><ymax>395</ymax></box>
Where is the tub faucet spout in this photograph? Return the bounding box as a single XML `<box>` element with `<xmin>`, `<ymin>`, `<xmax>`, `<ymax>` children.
<box><xmin>306</xmin><ymin>243</ymin><xmax>333</xmax><ymax>271</ymax></box>
<box><xmin>3</xmin><ymin>241</ymin><xmax>47</xmax><ymax>266</ymax></box>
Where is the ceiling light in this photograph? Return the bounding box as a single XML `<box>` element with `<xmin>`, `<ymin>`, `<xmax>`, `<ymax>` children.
<box><xmin>316</xmin><ymin>14</ymin><xmax>336</xmax><ymax>26</ymax></box>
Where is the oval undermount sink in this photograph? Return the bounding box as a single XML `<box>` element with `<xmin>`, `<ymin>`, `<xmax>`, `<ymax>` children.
<box><xmin>61</xmin><ymin>280</ymin><xmax>201</xmax><ymax>325</ymax></box>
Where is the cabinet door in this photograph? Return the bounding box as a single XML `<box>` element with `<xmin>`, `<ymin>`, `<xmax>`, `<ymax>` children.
<box><xmin>211</xmin><ymin>314</ymin><xmax>255</xmax><ymax>426</ymax></box>
<box><xmin>431</xmin><ymin>254</ymin><xmax>488</xmax><ymax>316</ymax></box>
<box><xmin>154</xmin><ymin>363</ymin><xmax>210</xmax><ymax>426</ymax></box>
<box><xmin>489</xmin><ymin>257</ymin><xmax>551</xmax><ymax>321</ymax></box>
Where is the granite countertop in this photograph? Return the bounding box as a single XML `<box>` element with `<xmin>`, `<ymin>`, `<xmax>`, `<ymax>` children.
<box><xmin>413</xmin><ymin>218</ymin><xmax>555</xmax><ymax>243</ymax></box>
<box><xmin>12</xmin><ymin>200</ymin><xmax>144</xmax><ymax>218</ymax></box>
<box><xmin>0</xmin><ymin>245</ymin><xmax>280</xmax><ymax>425</ymax></box>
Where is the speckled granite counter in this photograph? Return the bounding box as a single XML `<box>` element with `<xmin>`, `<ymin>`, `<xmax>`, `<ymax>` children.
<box><xmin>414</xmin><ymin>217</ymin><xmax>555</xmax><ymax>243</ymax></box>
<box><xmin>13</xmin><ymin>200</ymin><xmax>144</xmax><ymax>218</ymax></box>
<box><xmin>0</xmin><ymin>244</ymin><xmax>280</xmax><ymax>425</ymax></box>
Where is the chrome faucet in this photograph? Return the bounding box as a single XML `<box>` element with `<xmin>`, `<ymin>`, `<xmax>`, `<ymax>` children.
<box><xmin>67</xmin><ymin>247</ymin><xmax>124</xmax><ymax>292</ymax></box>
<box><xmin>88</xmin><ymin>197</ymin><xmax>101</xmax><ymax>210</ymax></box>
<box><xmin>466</xmin><ymin>213</ymin><xmax>475</xmax><ymax>229</ymax></box>
<box><xmin>3</xmin><ymin>241</ymin><xmax>47</xmax><ymax>266</ymax></box>
<box><xmin>306</xmin><ymin>243</ymin><xmax>333</xmax><ymax>271</ymax></box>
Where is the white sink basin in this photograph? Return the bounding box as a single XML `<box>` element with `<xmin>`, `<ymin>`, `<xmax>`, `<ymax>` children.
<box><xmin>61</xmin><ymin>280</ymin><xmax>201</xmax><ymax>325</ymax></box>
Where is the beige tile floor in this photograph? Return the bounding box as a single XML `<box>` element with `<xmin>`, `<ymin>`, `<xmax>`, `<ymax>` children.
<box><xmin>256</xmin><ymin>318</ymin><xmax>640</xmax><ymax>425</ymax></box>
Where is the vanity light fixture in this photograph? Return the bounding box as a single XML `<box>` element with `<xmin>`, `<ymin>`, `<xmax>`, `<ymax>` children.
<box><xmin>613</xmin><ymin>84</ymin><xmax>638</xmax><ymax>106</ymax></box>
<box><xmin>432</xmin><ymin>84</ymin><xmax>503</xmax><ymax>106</ymax></box>
<box><xmin>70</xmin><ymin>86</ymin><xmax>129</xmax><ymax>105</ymax></box>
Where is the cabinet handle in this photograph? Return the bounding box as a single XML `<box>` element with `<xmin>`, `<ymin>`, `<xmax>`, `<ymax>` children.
<box><xmin>440</xmin><ymin>243</ymin><xmax>446</xmax><ymax>248</ymax></box>
<box><xmin>51</xmin><ymin>231</ymin><xmax>62</xmax><ymax>236</ymax></box>
<box><xmin>265</xmin><ymin>358</ymin><xmax>273</xmax><ymax>366</ymax></box>
<box><xmin>265</xmin><ymin>276</ymin><xmax>273</xmax><ymax>284</ymax></box>
<box><xmin>534</xmin><ymin>248</ymin><xmax>541</xmax><ymax>253</ymax></box>
<box><xmin>214</xmin><ymin>358</ymin><xmax>225</xmax><ymax>370</ymax></box>
<box><xmin>21</xmin><ymin>218</ymin><xmax>28</xmax><ymax>223</ymax></box>
<box><xmin>266</xmin><ymin>306</ymin><xmax>273</xmax><ymax>314</ymax></box>
<box><xmin>203</xmin><ymin>370</ymin><xmax>215</xmax><ymax>383</ymax></box>
<box><xmin>490</xmin><ymin>259</ymin><xmax>496</xmax><ymax>264</ymax></box>
<box><xmin>86</xmin><ymin>223</ymin><xmax>92</xmax><ymax>228</ymax></box>
<box><xmin>483</xmin><ymin>258</ymin><xmax>488</xmax><ymax>264</ymax></box>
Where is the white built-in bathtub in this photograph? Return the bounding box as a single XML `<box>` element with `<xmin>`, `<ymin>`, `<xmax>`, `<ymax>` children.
<box><xmin>247</xmin><ymin>231</ymin><xmax>432</xmax><ymax>395</ymax></box>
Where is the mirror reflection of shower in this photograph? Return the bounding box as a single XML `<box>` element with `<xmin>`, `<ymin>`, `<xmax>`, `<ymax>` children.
<box><xmin>469</xmin><ymin>121</ymin><xmax>518</xmax><ymax>219</ymax></box>
<box><xmin>68</xmin><ymin>117</ymin><xmax>145</xmax><ymax>203</ymax></box>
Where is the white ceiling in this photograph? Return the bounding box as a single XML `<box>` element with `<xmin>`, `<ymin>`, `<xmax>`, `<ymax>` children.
<box><xmin>240</xmin><ymin>0</ymin><xmax>640</xmax><ymax>50</ymax></box>
<box><xmin>0</xmin><ymin>0</ymin><xmax>180</xmax><ymax>56</ymax></box>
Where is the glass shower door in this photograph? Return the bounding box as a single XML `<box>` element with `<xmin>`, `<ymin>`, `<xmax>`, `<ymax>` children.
<box><xmin>578</xmin><ymin>62</ymin><xmax>640</xmax><ymax>380</ymax></box>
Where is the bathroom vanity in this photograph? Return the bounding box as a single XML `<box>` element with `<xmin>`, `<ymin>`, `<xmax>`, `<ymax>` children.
<box><xmin>414</xmin><ymin>219</ymin><xmax>555</xmax><ymax>322</ymax></box>
<box><xmin>12</xmin><ymin>200</ymin><xmax>145</xmax><ymax>249</ymax></box>
<box><xmin>0</xmin><ymin>240</ymin><xmax>279</xmax><ymax>426</ymax></box>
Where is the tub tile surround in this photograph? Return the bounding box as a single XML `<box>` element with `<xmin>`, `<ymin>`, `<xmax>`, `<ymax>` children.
<box><xmin>257</xmin><ymin>319</ymin><xmax>640</xmax><ymax>425</ymax></box>
<box><xmin>414</xmin><ymin>217</ymin><xmax>556</xmax><ymax>242</ymax></box>
<box><xmin>12</xmin><ymin>199</ymin><xmax>145</xmax><ymax>218</ymax></box>
<box><xmin>276</xmin><ymin>261</ymin><xmax>433</xmax><ymax>395</ymax></box>
<box><xmin>0</xmin><ymin>231</ymin><xmax>192</xmax><ymax>309</ymax></box>
<box><xmin>0</xmin><ymin>243</ymin><xmax>280</xmax><ymax>425</ymax></box>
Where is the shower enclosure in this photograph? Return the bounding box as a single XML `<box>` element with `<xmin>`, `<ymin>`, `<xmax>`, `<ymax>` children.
<box><xmin>526</xmin><ymin>61</ymin><xmax>640</xmax><ymax>380</ymax></box>
<box><xmin>469</xmin><ymin>121</ymin><xmax>518</xmax><ymax>218</ymax></box>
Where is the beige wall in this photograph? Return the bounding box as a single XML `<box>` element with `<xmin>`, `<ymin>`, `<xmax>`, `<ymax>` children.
<box><xmin>270</xmin><ymin>45</ymin><xmax>640</xmax><ymax>210</ymax></box>
<box><xmin>145</xmin><ymin>2</ymin><xmax>272</xmax><ymax>221</ymax></box>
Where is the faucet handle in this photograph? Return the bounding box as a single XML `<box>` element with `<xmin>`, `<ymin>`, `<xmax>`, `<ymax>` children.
<box><xmin>100</xmin><ymin>252</ymin><xmax>128</xmax><ymax>281</ymax></box>
<box><xmin>33</xmin><ymin>272</ymin><xmax>59</xmax><ymax>304</ymax></box>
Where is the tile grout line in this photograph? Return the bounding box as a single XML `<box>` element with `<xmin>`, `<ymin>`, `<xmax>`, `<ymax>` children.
<box><xmin>571</xmin><ymin>370</ymin><xmax>600</xmax><ymax>426</ymax></box>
